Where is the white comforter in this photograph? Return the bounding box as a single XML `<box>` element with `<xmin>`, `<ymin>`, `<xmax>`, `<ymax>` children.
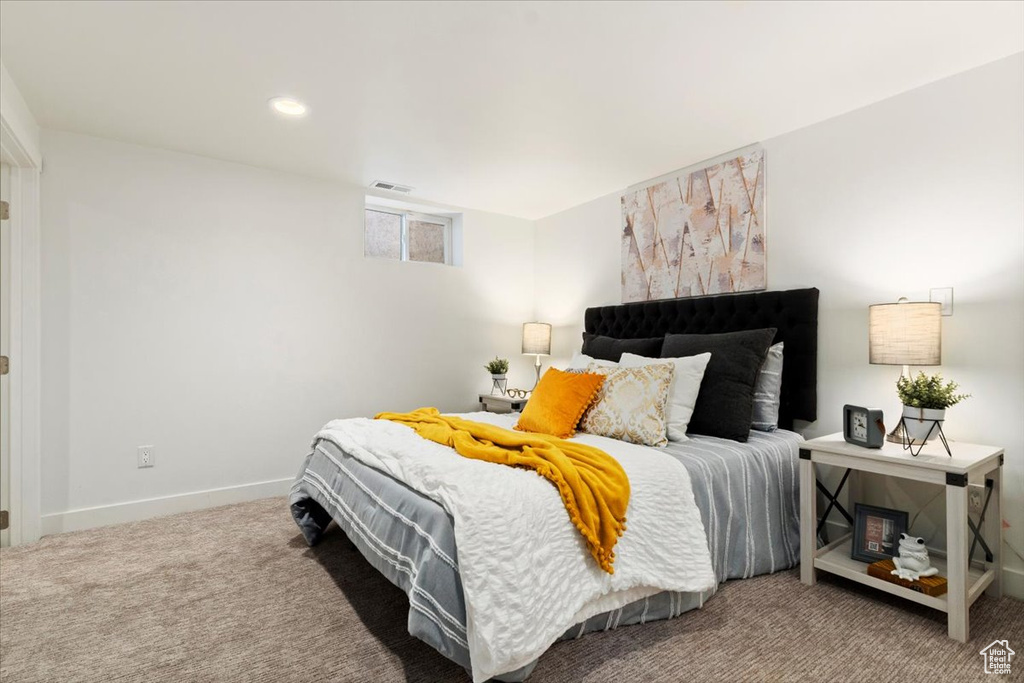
<box><xmin>314</xmin><ymin>412</ymin><xmax>716</xmax><ymax>682</ymax></box>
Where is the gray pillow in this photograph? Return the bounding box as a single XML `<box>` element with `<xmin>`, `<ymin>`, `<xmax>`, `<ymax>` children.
<box><xmin>751</xmin><ymin>342</ymin><xmax>784</xmax><ymax>432</ymax></box>
<box><xmin>661</xmin><ymin>328</ymin><xmax>777</xmax><ymax>442</ymax></box>
<box><xmin>581</xmin><ymin>333</ymin><xmax>663</xmax><ymax>362</ymax></box>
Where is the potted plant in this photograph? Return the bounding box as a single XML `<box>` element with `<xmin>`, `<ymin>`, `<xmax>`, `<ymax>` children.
<box><xmin>896</xmin><ymin>372</ymin><xmax>970</xmax><ymax>442</ymax></box>
<box><xmin>484</xmin><ymin>356</ymin><xmax>510</xmax><ymax>378</ymax></box>
<box><xmin>484</xmin><ymin>357</ymin><xmax>510</xmax><ymax>396</ymax></box>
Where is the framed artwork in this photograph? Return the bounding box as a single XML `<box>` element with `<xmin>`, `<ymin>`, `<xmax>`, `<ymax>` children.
<box><xmin>851</xmin><ymin>503</ymin><xmax>908</xmax><ymax>563</ymax></box>
<box><xmin>621</xmin><ymin>146</ymin><xmax>765</xmax><ymax>303</ymax></box>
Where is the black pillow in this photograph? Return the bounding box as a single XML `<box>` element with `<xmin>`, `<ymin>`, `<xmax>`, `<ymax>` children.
<box><xmin>581</xmin><ymin>333</ymin><xmax>663</xmax><ymax>362</ymax></box>
<box><xmin>661</xmin><ymin>328</ymin><xmax>777</xmax><ymax>442</ymax></box>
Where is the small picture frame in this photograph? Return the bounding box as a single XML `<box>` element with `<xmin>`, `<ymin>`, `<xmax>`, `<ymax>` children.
<box><xmin>851</xmin><ymin>503</ymin><xmax>908</xmax><ymax>564</ymax></box>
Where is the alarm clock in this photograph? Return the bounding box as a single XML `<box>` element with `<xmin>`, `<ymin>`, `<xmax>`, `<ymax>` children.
<box><xmin>843</xmin><ymin>405</ymin><xmax>885</xmax><ymax>448</ymax></box>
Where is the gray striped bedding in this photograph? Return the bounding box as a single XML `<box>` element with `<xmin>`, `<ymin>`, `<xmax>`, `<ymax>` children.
<box><xmin>671</xmin><ymin>430</ymin><xmax>802</xmax><ymax>581</ymax></box>
<box><xmin>290</xmin><ymin>422</ymin><xmax>802</xmax><ymax>681</ymax></box>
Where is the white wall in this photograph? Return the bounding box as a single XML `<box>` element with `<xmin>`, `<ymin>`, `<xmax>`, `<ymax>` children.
<box><xmin>39</xmin><ymin>131</ymin><xmax>536</xmax><ymax>529</ymax></box>
<box><xmin>535</xmin><ymin>54</ymin><xmax>1024</xmax><ymax>597</ymax></box>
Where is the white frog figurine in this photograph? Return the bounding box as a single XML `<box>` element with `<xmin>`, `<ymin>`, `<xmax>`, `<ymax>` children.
<box><xmin>891</xmin><ymin>533</ymin><xmax>939</xmax><ymax>581</ymax></box>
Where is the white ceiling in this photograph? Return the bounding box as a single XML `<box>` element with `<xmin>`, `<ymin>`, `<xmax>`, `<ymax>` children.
<box><xmin>2</xmin><ymin>1</ymin><xmax>1021</xmax><ymax>219</ymax></box>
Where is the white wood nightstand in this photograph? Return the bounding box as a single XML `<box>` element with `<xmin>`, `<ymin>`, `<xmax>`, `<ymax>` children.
<box><xmin>478</xmin><ymin>393</ymin><xmax>529</xmax><ymax>414</ymax></box>
<box><xmin>799</xmin><ymin>433</ymin><xmax>1003</xmax><ymax>643</ymax></box>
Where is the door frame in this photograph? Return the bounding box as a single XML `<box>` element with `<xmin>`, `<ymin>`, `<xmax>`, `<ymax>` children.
<box><xmin>1</xmin><ymin>107</ymin><xmax>42</xmax><ymax>545</ymax></box>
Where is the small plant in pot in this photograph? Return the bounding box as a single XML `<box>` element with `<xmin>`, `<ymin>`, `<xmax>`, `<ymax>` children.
<box><xmin>484</xmin><ymin>357</ymin><xmax>510</xmax><ymax>379</ymax></box>
<box><xmin>896</xmin><ymin>372</ymin><xmax>970</xmax><ymax>443</ymax></box>
<box><xmin>485</xmin><ymin>357</ymin><xmax>510</xmax><ymax>396</ymax></box>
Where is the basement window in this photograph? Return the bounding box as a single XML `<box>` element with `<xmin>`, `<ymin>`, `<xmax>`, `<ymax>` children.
<box><xmin>364</xmin><ymin>206</ymin><xmax>452</xmax><ymax>265</ymax></box>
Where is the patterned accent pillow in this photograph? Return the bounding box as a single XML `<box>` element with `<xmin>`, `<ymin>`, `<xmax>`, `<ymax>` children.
<box><xmin>579</xmin><ymin>362</ymin><xmax>675</xmax><ymax>447</ymax></box>
<box><xmin>619</xmin><ymin>351</ymin><xmax>712</xmax><ymax>442</ymax></box>
<box><xmin>751</xmin><ymin>342</ymin><xmax>784</xmax><ymax>432</ymax></box>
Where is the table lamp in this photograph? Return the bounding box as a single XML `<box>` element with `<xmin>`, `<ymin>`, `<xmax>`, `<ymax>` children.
<box><xmin>868</xmin><ymin>298</ymin><xmax>942</xmax><ymax>443</ymax></box>
<box><xmin>522</xmin><ymin>322</ymin><xmax>552</xmax><ymax>389</ymax></box>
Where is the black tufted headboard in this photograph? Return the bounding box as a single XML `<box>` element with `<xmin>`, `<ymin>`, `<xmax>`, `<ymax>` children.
<box><xmin>584</xmin><ymin>288</ymin><xmax>818</xmax><ymax>430</ymax></box>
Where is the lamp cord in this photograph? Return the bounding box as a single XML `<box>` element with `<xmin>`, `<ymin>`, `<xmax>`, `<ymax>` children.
<box><xmin>908</xmin><ymin>490</ymin><xmax>944</xmax><ymax>532</ymax></box>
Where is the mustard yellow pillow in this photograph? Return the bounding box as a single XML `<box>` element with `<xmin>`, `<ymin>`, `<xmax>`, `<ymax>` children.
<box><xmin>514</xmin><ymin>367</ymin><xmax>605</xmax><ymax>439</ymax></box>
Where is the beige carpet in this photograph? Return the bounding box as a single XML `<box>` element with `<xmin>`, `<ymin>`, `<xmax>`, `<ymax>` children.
<box><xmin>1</xmin><ymin>498</ymin><xmax>1020</xmax><ymax>682</ymax></box>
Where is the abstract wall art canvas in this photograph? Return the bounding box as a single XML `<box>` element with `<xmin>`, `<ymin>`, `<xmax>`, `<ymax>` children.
<box><xmin>621</xmin><ymin>147</ymin><xmax>765</xmax><ymax>303</ymax></box>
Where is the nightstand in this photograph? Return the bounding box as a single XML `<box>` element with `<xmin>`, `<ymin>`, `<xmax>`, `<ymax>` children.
<box><xmin>799</xmin><ymin>433</ymin><xmax>1003</xmax><ymax>642</ymax></box>
<box><xmin>478</xmin><ymin>393</ymin><xmax>529</xmax><ymax>414</ymax></box>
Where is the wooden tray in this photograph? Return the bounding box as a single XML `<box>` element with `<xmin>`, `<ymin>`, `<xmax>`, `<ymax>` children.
<box><xmin>868</xmin><ymin>559</ymin><xmax>948</xmax><ymax>597</ymax></box>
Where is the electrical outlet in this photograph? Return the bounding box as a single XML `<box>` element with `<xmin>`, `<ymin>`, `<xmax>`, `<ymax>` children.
<box><xmin>968</xmin><ymin>486</ymin><xmax>983</xmax><ymax>514</ymax></box>
<box><xmin>137</xmin><ymin>445</ymin><xmax>155</xmax><ymax>469</ymax></box>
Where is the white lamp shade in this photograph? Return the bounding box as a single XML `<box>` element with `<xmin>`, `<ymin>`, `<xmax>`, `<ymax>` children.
<box><xmin>868</xmin><ymin>301</ymin><xmax>941</xmax><ymax>366</ymax></box>
<box><xmin>521</xmin><ymin>322</ymin><xmax>552</xmax><ymax>356</ymax></box>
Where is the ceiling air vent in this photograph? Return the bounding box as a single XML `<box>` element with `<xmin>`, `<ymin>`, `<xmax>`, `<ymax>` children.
<box><xmin>369</xmin><ymin>180</ymin><xmax>414</xmax><ymax>194</ymax></box>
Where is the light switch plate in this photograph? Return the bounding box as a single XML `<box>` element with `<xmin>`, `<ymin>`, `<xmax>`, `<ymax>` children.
<box><xmin>930</xmin><ymin>287</ymin><xmax>953</xmax><ymax>316</ymax></box>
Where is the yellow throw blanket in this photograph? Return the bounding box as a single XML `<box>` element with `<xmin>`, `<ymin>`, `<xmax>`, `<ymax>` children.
<box><xmin>375</xmin><ymin>407</ymin><xmax>630</xmax><ymax>574</ymax></box>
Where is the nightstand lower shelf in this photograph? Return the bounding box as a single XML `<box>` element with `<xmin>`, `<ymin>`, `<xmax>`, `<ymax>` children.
<box><xmin>813</xmin><ymin>535</ymin><xmax>996</xmax><ymax>613</ymax></box>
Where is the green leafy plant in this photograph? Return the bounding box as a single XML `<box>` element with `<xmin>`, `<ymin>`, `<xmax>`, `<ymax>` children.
<box><xmin>896</xmin><ymin>372</ymin><xmax>970</xmax><ymax>409</ymax></box>
<box><xmin>484</xmin><ymin>357</ymin><xmax>509</xmax><ymax>375</ymax></box>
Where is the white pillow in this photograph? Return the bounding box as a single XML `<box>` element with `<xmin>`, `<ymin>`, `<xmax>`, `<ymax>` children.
<box><xmin>566</xmin><ymin>351</ymin><xmax>618</xmax><ymax>371</ymax></box>
<box><xmin>619</xmin><ymin>351</ymin><xmax>712</xmax><ymax>442</ymax></box>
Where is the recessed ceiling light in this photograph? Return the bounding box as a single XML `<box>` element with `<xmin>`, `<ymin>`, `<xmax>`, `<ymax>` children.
<box><xmin>269</xmin><ymin>97</ymin><xmax>307</xmax><ymax>117</ymax></box>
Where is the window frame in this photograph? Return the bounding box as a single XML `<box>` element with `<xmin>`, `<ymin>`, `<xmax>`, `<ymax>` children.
<box><xmin>365</xmin><ymin>205</ymin><xmax>453</xmax><ymax>265</ymax></box>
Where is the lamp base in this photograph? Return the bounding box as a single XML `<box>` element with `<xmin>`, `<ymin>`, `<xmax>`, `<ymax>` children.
<box><xmin>886</xmin><ymin>363</ymin><xmax>911</xmax><ymax>443</ymax></box>
<box><xmin>886</xmin><ymin>420</ymin><xmax>906</xmax><ymax>444</ymax></box>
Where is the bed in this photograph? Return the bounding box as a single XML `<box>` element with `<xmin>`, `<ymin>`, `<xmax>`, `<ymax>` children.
<box><xmin>290</xmin><ymin>287</ymin><xmax>818</xmax><ymax>681</ymax></box>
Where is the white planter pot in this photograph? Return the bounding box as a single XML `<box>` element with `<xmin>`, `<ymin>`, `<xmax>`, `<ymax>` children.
<box><xmin>902</xmin><ymin>405</ymin><xmax>946</xmax><ymax>443</ymax></box>
<box><xmin>490</xmin><ymin>374</ymin><xmax>507</xmax><ymax>396</ymax></box>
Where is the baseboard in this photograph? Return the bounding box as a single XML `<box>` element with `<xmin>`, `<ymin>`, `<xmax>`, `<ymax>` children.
<box><xmin>40</xmin><ymin>477</ymin><xmax>294</xmax><ymax>536</ymax></box>
<box><xmin>1003</xmin><ymin>566</ymin><xmax>1024</xmax><ymax>601</ymax></box>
